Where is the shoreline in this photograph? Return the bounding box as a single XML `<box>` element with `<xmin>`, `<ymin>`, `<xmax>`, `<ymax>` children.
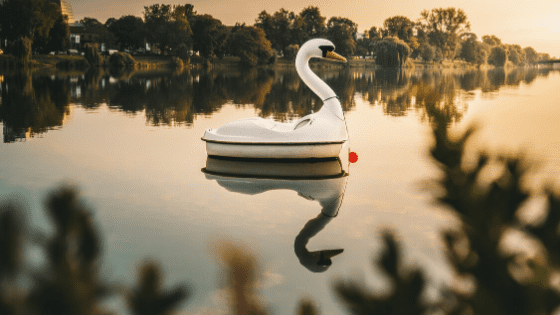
<box><xmin>0</xmin><ymin>53</ymin><xmax>546</xmax><ymax>75</ymax></box>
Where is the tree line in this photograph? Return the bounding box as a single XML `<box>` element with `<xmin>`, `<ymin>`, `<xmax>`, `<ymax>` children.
<box><xmin>0</xmin><ymin>1</ymin><xmax>554</xmax><ymax>67</ymax></box>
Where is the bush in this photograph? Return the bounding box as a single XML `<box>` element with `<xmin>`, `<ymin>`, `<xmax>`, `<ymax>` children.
<box><xmin>109</xmin><ymin>52</ymin><xmax>135</xmax><ymax>69</ymax></box>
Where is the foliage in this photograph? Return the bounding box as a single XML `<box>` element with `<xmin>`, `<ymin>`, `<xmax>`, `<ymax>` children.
<box><xmin>424</xmin><ymin>98</ymin><xmax>560</xmax><ymax>314</ymax></box>
<box><xmin>143</xmin><ymin>4</ymin><xmax>193</xmax><ymax>55</ymax></box>
<box><xmin>368</xmin><ymin>26</ymin><xmax>383</xmax><ymax>41</ymax></box>
<box><xmin>109</xmin><ymin>52</ymin><xmax>135</xmax><ymax>68</ymax></box>
<box><xmin>191</xmin><ymin>14</ymin><xmax>229</xmax><ymax>60</ymax></box>
<box><xmin>228</xmin><ymin>25</ymin><xmax>274</xmax><ymax>67</ymax></box>
<box><xmin>482</xmin><ymin>35</ymin><xmax>502</xmax><ymax>47</ymax></box>
<box><xmin>383</xmin><ymin>16</ymin><xmax>419</xmax><ymax>52</ymax></box>
<box><xmin>108</xmin><ymin>15</ymin><xmax>147</xmax><ymax>52</ymax></box>
<box><xmin>84</xmin><ymin>43</ymin><xmax>102</xmax><ymax>66</ymax></box>
<box><xmin>372</xmin><ymin>37</ymin><xmax>411</xmax><ymax>67</ymax></box>
<box><xmin>0</xmin><ymin>0</ymin><xmax>64</xmax><ymax>52</ymax></box>
<box><xmin>127</xmin><ymin>260</ymin><xmax>188</xmax><ymax>315</ymax></box>
<box><xmin>457</xmin><ymin>33</ymin><xmax>487</xmax><ymax>65</ymax></box>
<box><xmin>326</xmin><ymin>17</ymin><xmax>358</xmax><ymax>57</ymax></box>
<box><xmin>12</xmin><ymin>37</ymin><xmax>33</xmax><ymax>66</ymax></box>
<box><xmin>537</xmin><ymin>53</ymin><xmax>551</xmax><ymax>62</ymax></box>
<box><xmin>255</xmin><ymin>8</ymin><xmax>295</xmax><ymax>55</ymax></box>
<box><xmin>419</xmin><ymin>43</ymin><xmax>436</xmax><ymax>62</ymax></box>
<box><xmin>488</xmin><ymin>46</ymin><xmax>507</xmax><ymax>67</ymax></box>
<box><xmin>335</xmin><ymin>232</ymin><xmax>426</xmax><ymax>315</ymax></box>
<box><xmin>284</xmin><ymin>44</ymin><xmax>299</xmax><ymax>60</ymax></box>
<box><xmin>523</xmin><ymin>47</ymin><xmax>538</xmax><ymax>64</ymax></box>
<box><xmin>0</xmin><ymin>186</ymin><xmax>189</xmax><ymax>315</ymax></box>
<box><xmin>46</xmin><ymin>13</ymin><xmax>70</xmax><ymax>53</ymax></box>
<box><xmin>292</xmin><ymin>6</ymin><xmax>326</xmax><ymax>45</ymax></box>
<box><xmin>419</xmin><ymin>8</ymin><xmax>471</xmax><ymax>59</ymax></box>
<box><xmin>507</xmin><ymin>44</ymin><xmax>526</xmax><ymax>66</ymax></box>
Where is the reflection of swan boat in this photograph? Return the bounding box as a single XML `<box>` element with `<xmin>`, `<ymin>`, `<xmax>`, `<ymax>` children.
<box><xmin>201</xmin><ymin>38</ymin><xmax>348</xmax><ymax>159</ymax></box>
<box><xmin>202</xmin><ymin>157</ymin><xmax>348</xmax><ymax>272</ymax></box>
<box><xmin>202</xmin><ymin>157</ymin><xmax>348</xmax><ymax>217</ymax></box>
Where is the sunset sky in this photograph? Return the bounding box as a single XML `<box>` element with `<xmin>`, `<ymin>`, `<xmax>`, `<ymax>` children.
<box><xmin>69</xmin><ymin>0</ymin><xmax>560</xmax><ymax>57</ymax></box>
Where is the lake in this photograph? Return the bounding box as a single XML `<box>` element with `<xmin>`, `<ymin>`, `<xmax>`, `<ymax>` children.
<box><xmin>1</xmin><ymin>66</ymin><xmax>559</xmax><ymax>314</ymax></box>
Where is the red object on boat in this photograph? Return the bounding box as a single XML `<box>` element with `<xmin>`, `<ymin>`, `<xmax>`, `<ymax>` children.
<box><xmin>349</xmin><ymin>152</ymin><xmax>358</xmax><ymax>163</ymax></box>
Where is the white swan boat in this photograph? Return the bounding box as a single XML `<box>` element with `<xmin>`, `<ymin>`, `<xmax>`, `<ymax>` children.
<box><xmin>201</xmin><ymin>38</ymin><xmax>348</xmax><ymax>159</ymax></box>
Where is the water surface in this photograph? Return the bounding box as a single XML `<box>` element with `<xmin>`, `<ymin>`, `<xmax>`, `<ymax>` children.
<box><xmin>1</xmin><ymin>66</ymin><xmax>559</xmax><ymax>314</ymax></box>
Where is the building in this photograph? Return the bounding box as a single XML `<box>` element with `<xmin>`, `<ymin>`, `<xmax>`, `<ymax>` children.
<box><xmin>47</xmin><ymin>0</ymin><xmax>75</xmax><ymax>23</ymax></box>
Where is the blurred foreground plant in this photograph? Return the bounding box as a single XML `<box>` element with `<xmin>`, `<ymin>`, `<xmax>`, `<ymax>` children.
<box><xmin>0</xmin><ymin>186</ymin><xmax>188</xmax><ymax>315</ymax></box>
<box><xmin>333</xmin><ymin>86</ymin><xmax>560</xmax><ymax>314</ymax></box>
<box><xmin>426</xmin><ymin>105</ymin><xmax>560</xmax><ymax>314</ymax></box>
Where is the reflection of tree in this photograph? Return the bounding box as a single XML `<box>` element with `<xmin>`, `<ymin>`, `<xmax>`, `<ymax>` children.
<box><xmin>351</xmin><ymin>68</ymin><xmax>560</xmax><ymax>122</ymax></box>
<box><xmin>3</xmin><ymin>68</ymin><xmax>557</xmax><ymax>133</ymax></box>
<box><xmin>0</xmin><ymin>72</ymin><xmax>71</xmax><ymax>143</ymax></box>
<box><xmin>482</xmin><ymin>68</ymin><xmax>505</xmax><ymax>92</ymax></box>
<box><xmin>357</xmin><ymin>68</ymin><xmax>412</xmax><ymax>116</ymax></box>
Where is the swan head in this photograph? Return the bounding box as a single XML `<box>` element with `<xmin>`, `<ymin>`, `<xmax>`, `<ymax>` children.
<box><xmin>298</xmin><ymin>38</ymin><xmax>347</xmax><ymax>63</ymax></box>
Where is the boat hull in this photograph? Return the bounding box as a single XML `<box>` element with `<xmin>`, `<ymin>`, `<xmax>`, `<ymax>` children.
<box><xmin>204</xmin><ymin>141</ymin><xmax>345</xmax><ymax>159</ymax></box>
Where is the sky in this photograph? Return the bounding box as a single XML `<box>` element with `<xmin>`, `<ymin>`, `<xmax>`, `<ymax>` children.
<box><xmin>69</xmin><ymin>0</ymin><xmax>560</xmax><ymax>57</ymax></box>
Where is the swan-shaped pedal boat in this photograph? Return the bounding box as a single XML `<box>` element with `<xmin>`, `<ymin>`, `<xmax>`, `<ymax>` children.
<box><xmin>201</xmin><ymin>38</ymin><xmax>348</xmax><ymax>159</ymax></box>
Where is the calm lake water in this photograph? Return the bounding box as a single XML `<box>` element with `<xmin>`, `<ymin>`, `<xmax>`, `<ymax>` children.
<box><xmin>1</xmin><ymin>66</ymin><xmax>560</xmax><ymax>314</ymax></box>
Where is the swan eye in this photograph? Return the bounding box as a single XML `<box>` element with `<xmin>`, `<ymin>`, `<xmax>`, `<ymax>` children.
<box><xmin>319</xmin><ymin>45</ymin><xmax>335</xmax><ymax>57</ymax></box>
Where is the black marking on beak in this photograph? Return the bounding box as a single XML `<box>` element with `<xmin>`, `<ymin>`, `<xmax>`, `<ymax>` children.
<box><xmin>319</xmin><ymin>45</ymin><xmax>335</xmax><ymax>58</ymax></box>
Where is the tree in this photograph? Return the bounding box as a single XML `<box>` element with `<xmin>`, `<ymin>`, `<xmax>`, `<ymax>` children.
<box><xmin>507</xmin><ymin>44</ymin><xmax>525</xmax><ymax>66</ymax></box>
<box><xmin>419</xmin><ymin>8</ymin><xmax>470</xmax><ymax>59</ymax></box>
<box><xmin>523</xmin><ymin>47</ymin><xmax>538</xmax><ymax>64</ymax></box>
<box><xmin>372</xmin><ymin>36</ymin><xmax>411</xmax><ymax>67</ymax></box>
<box><xmin>419</xmin><ymin>43</ymin><xmax>435</xmax><ymax>62</ymax></box>
<box><xmin>228</xmin><ymin>25</ymin><xmax>273</xmax><ymax>67</ymax></box>
<box><xmin>284</xmin><ymin>44</ymin><xmax>299</xmax><ymax>60</ymax></box>
<box><xmin>108</xmin><ymin>15</ymin><xmax>146</xmax><ymax>51</ymax></box>
<box><xmin>487</xmin><ymin>45</ymin><xmax>507</xmax><ymax>67</ymax></box>
<box><xmin>356</xmin><ymin>37</ymin><xmax>370</xmax><ymax>58</ymax></box>
<box><xmin>537</xmin><ymin>52</ymin><xmax>550</xmax><ymax>62</ymax></box>
<box><xmin>482</xmin><ymin>35</ymin><xmax>502</xmax><ymax>47</ymax></box>
<box><xmin>457</xmin><ymin>33</ymin><xmax>487</xmax><ymax>65</ymax></box>
<box><xmin>143</xmin><ymin>4</ymin><xmax>192</xmax><ymax>55</ymax></box>
<box><xmin>0</xmin><ymin>0</ymin><xmax>61</xmax><ymax>48</ymax></box>
<box><xmin>254</xmin><ymin>10</ymin><xmax>274</xmax><ymax>42</ymax></box>
<box><xmin>80</xmin><ymin>17</ymin><xmax>104</xmax><ymax>28</ymax></box>
<box><xmin>292</xmin><ymin>6</ymin><xmax>326</xmax><ymax>45</ymax></box>
<box><xmin>368</xmin><ymin>26</ymin><xmax>382</xmax><ymax>41</ymax></box>
<box><xmin>191</xmin><ymin>14</ymin><xmax>228</xmax><ymax>60</ymax></box>
<box><xmin>383</xmin><ymin>16</ymin><xmax>419</xmax><ymax>52</ymax></box>
<box><xmin>272</xmin><ymin>9</ymin><xmax>295</xmax><ymax>55</ymax></box>
<box><xmin>326</xmin><ymin>17</ymin><xmax>357</xmax><ymax>57</ymax></box>
<box><xmin>143</xmin><ymin>4</ymin><xmax>173</xmax><ymax>53</ymax></box>
<box><xmin>44</xmin><ymin>13</ymin><xmax>70</xmax><ymax>53</ymax></box>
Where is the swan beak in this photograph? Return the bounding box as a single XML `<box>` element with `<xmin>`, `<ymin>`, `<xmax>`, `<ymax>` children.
<box><xmin>326</xmin><ymin>51</ymin><xmax>347</xmax><ymax>63</ymax></box>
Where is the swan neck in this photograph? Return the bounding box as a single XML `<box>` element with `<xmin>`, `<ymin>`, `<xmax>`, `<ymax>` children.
<box><xmin>296</xmin><ymin>53</ymin><xmax>337</xmax><ymax>101</ymax></box>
